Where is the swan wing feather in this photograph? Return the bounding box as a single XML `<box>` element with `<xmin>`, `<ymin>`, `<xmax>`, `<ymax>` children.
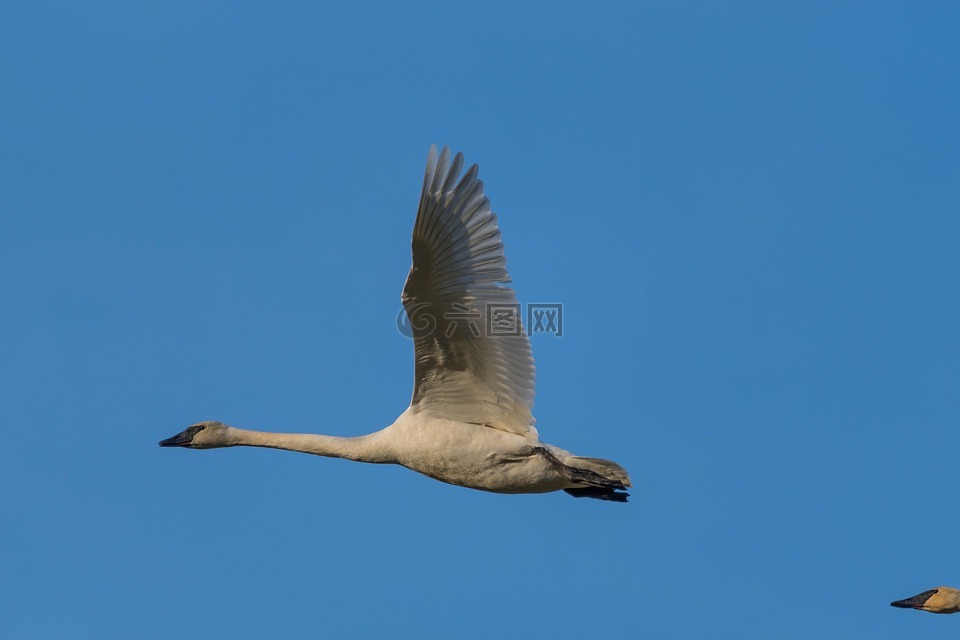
<box><xmin>401</xmin><ymin>145</ymin><xmax>537</xmax><ymax>439</ymax></box>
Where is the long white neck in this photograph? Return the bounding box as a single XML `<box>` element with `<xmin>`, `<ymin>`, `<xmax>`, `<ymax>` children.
<box><xmin>225</xmin><ymin>427</ymin><xmax>395</xmax><ymax>464</ymax></box>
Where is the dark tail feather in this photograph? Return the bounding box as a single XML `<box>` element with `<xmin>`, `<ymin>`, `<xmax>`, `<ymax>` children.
<box><xmin>564</xmin><ymin>487</ymin><xmax>630</xmax><ymax>502</ymax></box>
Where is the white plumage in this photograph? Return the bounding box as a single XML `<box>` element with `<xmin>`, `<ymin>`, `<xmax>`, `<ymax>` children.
<box><xmin>160</xmin><ymin>146</ymin><xmax>631</xmax><ymax>502</ymax></box>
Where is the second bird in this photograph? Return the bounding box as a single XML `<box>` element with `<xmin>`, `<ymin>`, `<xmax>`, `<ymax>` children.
<box><xmin>891</xmin><ymin>587</ymin><xmax>960</xmax><ymax>614</ymax></box>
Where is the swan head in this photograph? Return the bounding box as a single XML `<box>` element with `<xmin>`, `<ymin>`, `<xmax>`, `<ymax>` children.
<box><xmin>158</xmin><ymin>421</ymin><xmax>232</xmax><ymax>449</ymax></box>
<box><xmin>891</xmin><ymin>587</ymin><xmax>960</xmax><ymax>614</ymax></box>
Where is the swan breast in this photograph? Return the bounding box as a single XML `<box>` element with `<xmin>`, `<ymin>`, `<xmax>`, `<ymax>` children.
<box><xmin>383</xmin><ymin>410</ymin><xmax>565</xmax><ymax>494</ymax></box>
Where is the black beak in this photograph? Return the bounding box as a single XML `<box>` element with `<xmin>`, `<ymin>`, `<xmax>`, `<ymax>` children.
<box><xmin>158</xmin><ymin>429</ymin><xmax>194</xmax><ymax>447</ymax></box>
<box><xmin>891</xmin><ymin>589</ymin><xmax>938</xmax><ymax>609</ymax></box>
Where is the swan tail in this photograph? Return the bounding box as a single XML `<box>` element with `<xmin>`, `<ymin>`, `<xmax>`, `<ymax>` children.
<box><xmin>541</xmin><ymin>447</ymin><xmax>632</xmax><ymax>502</ymax></box>
<box><xmin>563</xmin><ymin>455</ymin><xmax>632</xmax><ymax>489</ymax></box>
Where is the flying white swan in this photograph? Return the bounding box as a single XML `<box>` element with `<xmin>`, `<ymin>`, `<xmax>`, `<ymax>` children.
<box><xmin>160</xmin><ymin>146</ymin><xmax>631</xmax><ymax>501</ymax></box>
<box><xmin>891</xmin><ymin>587</ymin><xmax>960</xmax><ymax>614</ymax></box>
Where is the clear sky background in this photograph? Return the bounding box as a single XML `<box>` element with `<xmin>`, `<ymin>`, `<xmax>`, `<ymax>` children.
<box><xmin>2</xmin><ymin>2</ymin><xmax>958</xmax><ymax>638</ymax></box>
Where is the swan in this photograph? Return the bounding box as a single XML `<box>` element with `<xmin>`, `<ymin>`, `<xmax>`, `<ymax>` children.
<box><xmin>891</xmin><ymin>587</ymin><xmax>960</xmax><ymax>614</ymax></box>
<box><xmin>160</xmin><ymin>146</ymin><xmax>631</xmax><ymax>501</ymax></box>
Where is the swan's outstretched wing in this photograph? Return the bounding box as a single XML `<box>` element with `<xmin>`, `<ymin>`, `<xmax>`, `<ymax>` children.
<box><xmin>401</xmin><ymin>146</ymin><xmax>537</xmax><ymax>439</ymax></box>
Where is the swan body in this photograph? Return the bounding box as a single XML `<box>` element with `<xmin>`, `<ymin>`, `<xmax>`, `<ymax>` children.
<box><xmin>160</xmin><ymin>147</ymin><xmax>631</xmax><ymax>501</ymax></box>
<box><xmin>891</xmin><ymin>587</ymin><xmax>960</xmax><ymax>614</ymax></box>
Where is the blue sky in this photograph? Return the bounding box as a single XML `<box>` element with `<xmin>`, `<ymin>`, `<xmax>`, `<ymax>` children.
<box><xmin>2</xmin><ymin>2</ymin><xmax>958</xmax><ymax>638</ymax></box>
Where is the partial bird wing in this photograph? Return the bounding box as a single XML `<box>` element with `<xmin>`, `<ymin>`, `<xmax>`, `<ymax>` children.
<box><xmin>401</xmin><ymin>146</ymin><xmax>537</xmax><ymax>439</ymax></box>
